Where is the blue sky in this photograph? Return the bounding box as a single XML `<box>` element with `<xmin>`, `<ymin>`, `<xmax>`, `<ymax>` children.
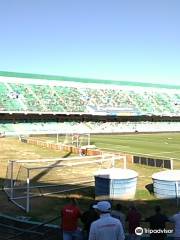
<box><xmin>0</xmin><ymin>0</ymin><xmax>180</xmax><ymax>85</ymax></box>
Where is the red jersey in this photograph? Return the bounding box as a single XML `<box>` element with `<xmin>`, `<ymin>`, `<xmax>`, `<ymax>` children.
<box><xmin>61</xmin><ymin>204</ymin><xmax>81</xmax><ymax>231</ymax></box>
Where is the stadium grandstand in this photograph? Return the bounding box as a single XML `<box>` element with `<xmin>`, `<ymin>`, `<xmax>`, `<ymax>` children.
<box><xmin>0</xmin><ymin>71</ymin><xmax>180</xmax><ymax>115</ymax></box>
<box><xmin>1</xmin><ymin>71</ymin><xmax>180</xmax><ymax>135</ymax></box>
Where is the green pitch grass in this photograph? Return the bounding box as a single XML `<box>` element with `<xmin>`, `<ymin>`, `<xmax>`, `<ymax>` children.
<box><xmin>91</xmin><ymin>133</ymin><xmax>180</xmax><ymax>160</ymax></box>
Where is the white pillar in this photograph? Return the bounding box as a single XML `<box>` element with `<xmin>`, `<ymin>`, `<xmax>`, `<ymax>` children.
<box><xmin>26</xmin><ymin>169</ymin><xmax>30</xmax><ymax>213</ymax></box>
<box><xmin>10</xmin><ymin>161</ymin><xmax>14</xmax><ymax>199</ymax></box>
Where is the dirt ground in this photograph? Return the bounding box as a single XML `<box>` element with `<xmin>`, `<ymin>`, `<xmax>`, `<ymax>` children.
<box><xmin>0</xmin><ymin>137</ymin><xmax>179</xmax><ymax>222</ymax></box>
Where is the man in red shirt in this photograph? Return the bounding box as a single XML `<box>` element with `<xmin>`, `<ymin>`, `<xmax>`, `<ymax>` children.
<box><xmin>61</xmin><ymin>198</ymin><xmax>82</xmax><ymax>240</ymax></box>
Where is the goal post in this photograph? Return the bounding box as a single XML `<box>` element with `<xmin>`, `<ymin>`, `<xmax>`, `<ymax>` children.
<box><xmin>3</xmin><ymin>154</ymin><xmax>126</xmax><ymax>212</ymax></box>
<box><xmin>63</xmin><ymin>133</ymin><xmax>90</xmax><ymax>147</ymax></box>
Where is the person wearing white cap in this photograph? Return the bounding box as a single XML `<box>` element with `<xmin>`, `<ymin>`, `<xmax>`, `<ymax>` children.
<box><xmin>88</xmin><ymin>201</ymin><xmax>125</xmax><ymax>240</ymax></box>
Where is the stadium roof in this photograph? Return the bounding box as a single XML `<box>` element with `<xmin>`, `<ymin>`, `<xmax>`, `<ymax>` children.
<box><xmin>0</xmin><ymin>71</ymin><xmax>180</xmax><ymax>90</ymax></box>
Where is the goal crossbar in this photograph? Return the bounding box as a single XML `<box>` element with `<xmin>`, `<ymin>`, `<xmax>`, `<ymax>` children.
<box><xmin>12</xmin><ymin>154</ymin><xmax>103</xmax><ymax>164</ymax></box>
<box><xmin>25</xmin><ymin>157</ymin><xmax>120</xmax><ymax>170</ymax></box>
<box><xmin>4</xmin><ymin>154</ymin><xmax>126</xmax><ymax>212</ymax></box>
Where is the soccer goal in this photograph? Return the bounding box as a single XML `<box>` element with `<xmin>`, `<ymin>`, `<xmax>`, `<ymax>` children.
<box><xmin>3</xmin><ymin>153</ymin><xmax>126</xmax><ymax>212</ymax></box>
<box><xmin>63</xmin><ymin>133</ymin><xmax>90</xmax><ymax>147</ymax></box>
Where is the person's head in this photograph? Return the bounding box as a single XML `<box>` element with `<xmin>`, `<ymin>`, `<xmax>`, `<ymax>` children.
<box><xmin>155</xmin><ymin>205</ymin><xmax>161</xmax><ymax>213</ymax></box>
<box><xmin>93</xmin><ymin>201</ymin><xmax>111</xmax><ymax>214</ymax></box>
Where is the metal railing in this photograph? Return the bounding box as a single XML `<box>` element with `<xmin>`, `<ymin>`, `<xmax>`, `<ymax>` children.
<box><xmin>0</xmin><ymin>215</ymin><xmax>60</xmax><ymax>240</ymax></box>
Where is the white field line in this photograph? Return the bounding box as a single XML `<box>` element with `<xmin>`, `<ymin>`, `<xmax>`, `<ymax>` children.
<box><xmin>150</xmin><ymin>150</ymin><xmax>180</xmax><ymax>155</ymax></box>
<box><xmin>97</xmin><ymin>143</ymin><xmax>130</xmax><ymax>148</ymax></box>
<box><xmin>94</xmin><ymin>133</ymin><xmax>177</xmax><ymax>137</ymax></box>
<box><xmin>99</xmin><ymin>146</ymin><xmax>180</xmax><ymax>160</ymax></box>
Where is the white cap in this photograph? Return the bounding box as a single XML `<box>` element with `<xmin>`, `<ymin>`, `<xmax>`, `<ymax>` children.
<box><xmin>93</xmin><ymin>201</ymin><xmax>111</xmax><ymax>212</ymax></box>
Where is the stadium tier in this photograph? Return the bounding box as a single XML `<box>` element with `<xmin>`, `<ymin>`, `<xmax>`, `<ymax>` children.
<box><xmin>0</xmin><ymin>71</ymin><xmax>180</xmax><ymax>116</ymax></box>
<box><xmin>1</xmin><ymin>121</ymin><xmax>180</xmax><ymax>135</ymax></box>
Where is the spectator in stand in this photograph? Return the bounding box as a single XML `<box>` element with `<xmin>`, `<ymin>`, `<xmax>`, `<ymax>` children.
<box><xmin>61</xmin><ymin>197</ymin><xmax>82</xmax><ymax>240</ymax></box>
<box><xmin>126</xmin><ymin>205</ymin><xmax>141</xmax><ymax>240</ymax></box>
<box><xmin>111</xmin><ymin>203</ymin><xmax>126</xmax><ymax>231</ymax></box>
<box><xmin>145</xmin><ymin>205</ymin><xmax>168</xmax><ymax>240</ymax></box>
<box><xmin>169</xmin><ymin>210</ymin><xmax>180</xmax><ymax>240</ymax></box>
<box><xmin>81</xmin><ymin>202</ymin><xmax>99</xmax><ymax>239</ymax></box>
<box><xmin>88</xmin><ymin>201</ymin><xmax>125</xmax><ymax>240</ymax></box>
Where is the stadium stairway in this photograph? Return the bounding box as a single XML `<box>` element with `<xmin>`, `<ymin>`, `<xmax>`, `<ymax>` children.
<box><xmin>0</xmin><ymin>214</ymin><xmax>60</xmax><ymax>240</ymax></box>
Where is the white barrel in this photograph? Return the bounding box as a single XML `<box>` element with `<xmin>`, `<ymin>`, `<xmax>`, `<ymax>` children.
<box><xmin>94</xmin><ymin>168</ymin><xmax>138</xmax><ymax>200</ymax></box>
<box><xmin>152</xmin><ymin>170</ymin><xmax>180</xmax><ymax>199</ymax></box>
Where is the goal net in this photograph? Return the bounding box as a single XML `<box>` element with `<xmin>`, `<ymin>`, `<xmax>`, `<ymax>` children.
<box><xmin>3</xmin><ymin>153</ymin><xmax>126</xmax><ymax>212</ymax></box>
<box><xmin>63</xmin><ymin>133</ymin><xmax>90</xmax><ymax>147</ymax></box>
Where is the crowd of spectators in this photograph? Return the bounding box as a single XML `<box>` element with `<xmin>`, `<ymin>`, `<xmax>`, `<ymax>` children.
<box><xmin>60</xmin><ymin>198</ymin><xmax>180</xmax><ymax>240</ymax></box>
<box><xmin>1</xmin><ymin>81</ymin><xmax>180</xmax><ymax>115</ymax></box>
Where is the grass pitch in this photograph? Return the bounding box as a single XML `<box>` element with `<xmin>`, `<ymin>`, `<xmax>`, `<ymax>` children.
<box><xmin>91</xmin><ymin>133</ymin><xmax>180</xmax><ymax>160</ymax></box>
<box><xmin>0</xmin><ymin>133</ymin><xmax>180</xmax><ymax>221</ymax></box>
